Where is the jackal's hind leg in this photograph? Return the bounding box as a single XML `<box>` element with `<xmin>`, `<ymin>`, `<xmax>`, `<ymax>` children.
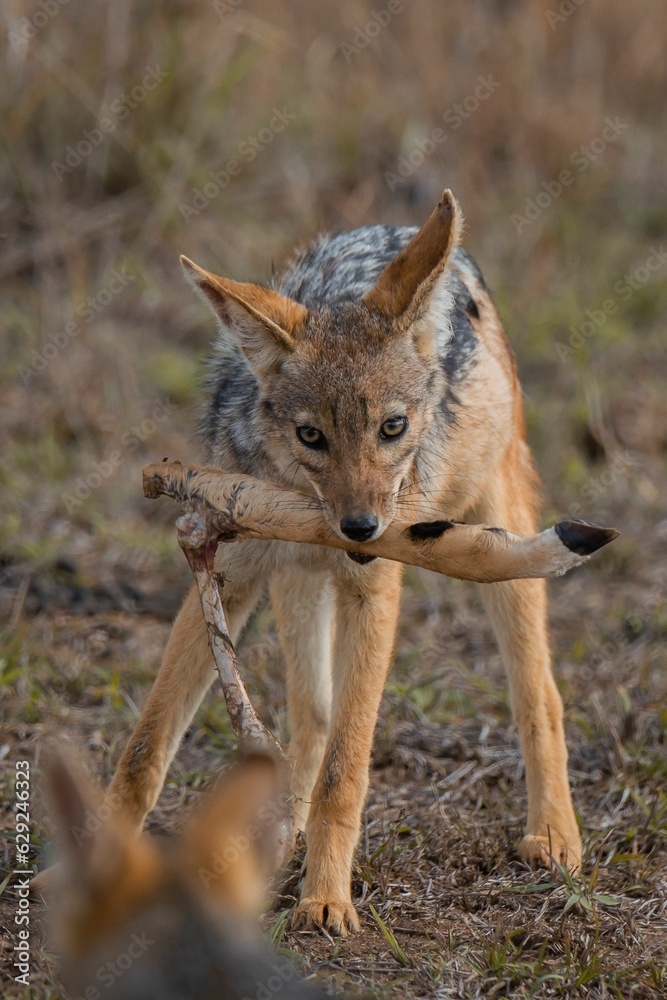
<box><xmin>474</xmin><ymin>453</ymin><xmax>582</xmax><ymax>872</ymax></box>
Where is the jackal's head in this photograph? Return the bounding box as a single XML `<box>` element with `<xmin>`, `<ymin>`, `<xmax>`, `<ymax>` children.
<box><xmin>47</xmin><ymin>753</ymin><xmax>291</xmax><ymax>999</ymax></box>
<box><xmin>182</xmin><ymin>190</ymin><xmax>462</xmax><ymax>542</ymax></box>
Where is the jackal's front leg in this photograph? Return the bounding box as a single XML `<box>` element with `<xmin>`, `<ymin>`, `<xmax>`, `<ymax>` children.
<box><xmin>106</xmin><ymin>553</ymin><xmax>266</xmax><ymax>830</ymax></box>
<box><xmin>295</xmin><ymin>560</ymin><xmax>403</xmax><ymax>935</ymax></box>
<box><xmin>480</xmin><ymin>576</ymin><xmax>581</xmax><ymax>870</ymax></box>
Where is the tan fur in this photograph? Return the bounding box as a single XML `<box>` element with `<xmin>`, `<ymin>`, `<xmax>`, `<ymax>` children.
<box><xmin>140</xmin><ymin>460</ymin><xmax>597</xmax><ymax>583</ymax></box>
<box><xmin>36</xmin><ymin>190</ymin><xmax>586</xmax><ymax>933</ymax></box>
<box><xmin>181</xmin><ymin>255</ymin><xmax>308</xmax><ymax>376</ymax></box>
<box><xmin>181</xmin><ymin>256</ymin><xmax>308</xmax><ymax>342</ymax></box>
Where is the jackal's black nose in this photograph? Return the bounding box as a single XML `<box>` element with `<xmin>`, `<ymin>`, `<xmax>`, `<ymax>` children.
<box><xmin>340</xmin><ymin>515</ymin><xmax>379</xmax><ymax>542</ymax></box>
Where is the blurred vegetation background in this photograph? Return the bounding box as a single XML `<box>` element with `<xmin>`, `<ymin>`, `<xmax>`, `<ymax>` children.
<box><xmin>1</xmin><ymin>0</ymin><xmax>666</xmax><ymax>588</ymax></box>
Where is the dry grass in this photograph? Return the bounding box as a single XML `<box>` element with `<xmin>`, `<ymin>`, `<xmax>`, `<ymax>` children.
<box><xmin>1</xmin><ymin>1</ymin><xmax>667</xmax><ymax>996</ymax></box>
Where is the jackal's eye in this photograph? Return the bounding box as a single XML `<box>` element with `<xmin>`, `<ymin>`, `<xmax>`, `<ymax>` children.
<box><xmin>296</xmin><ymin>425</ymin><xmax>327</xmax><ymax>450</ymax></box>
<box><xmin>380</xmin><ymin>415</ymin><xmax>408</xmax><ymax>440</ymax></box>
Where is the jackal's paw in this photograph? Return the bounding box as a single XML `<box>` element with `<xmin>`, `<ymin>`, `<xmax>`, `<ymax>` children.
<box><xmin>293</xmin><ymin>895</ymin><xmax>361</xmax><ymax>936</ymax></box>
<box><xmin>519</xmin><ymin>832</ymin><xmax>582</xmax><ymax>874</ymax></box>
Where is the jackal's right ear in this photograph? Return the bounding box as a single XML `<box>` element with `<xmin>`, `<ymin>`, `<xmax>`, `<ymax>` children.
<box><xmin>363</xmin><ymin>190</ymin><xmax>463</xmax><ymax>355</ymax></box>
<box><xmin>181</xmin><ymin>753</ymin><xmax>286</xmax><ymax>917</ymax></box>
<box><xmin>181</xmin><ymin>257</ymin><xmax>307</xmax><ymax>378</ymax></box>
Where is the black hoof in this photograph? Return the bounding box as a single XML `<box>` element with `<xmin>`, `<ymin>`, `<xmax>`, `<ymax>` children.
<box><xmin>554</xmin><ymin>519</ymin><xmax>620</xmax><ymax>555</ymax></box>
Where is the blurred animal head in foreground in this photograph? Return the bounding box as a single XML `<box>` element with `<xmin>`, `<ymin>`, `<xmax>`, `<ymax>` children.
<box><xmin>46</xmin><ymin>752</ymin><xmax>326</xmax><ymax>1000</ymax></box>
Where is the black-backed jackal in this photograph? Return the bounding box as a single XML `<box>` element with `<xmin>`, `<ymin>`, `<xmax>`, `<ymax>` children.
<box><xmin>38</xmin><ymin>191</ymin><xmax>596</xmax><ymax>935</ymax></box>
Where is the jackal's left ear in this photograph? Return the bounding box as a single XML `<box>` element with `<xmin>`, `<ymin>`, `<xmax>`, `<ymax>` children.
<box><xmin>181</xmin><ymin>257</ymin><xmax>307</xmax><ymax>378</ymax></box>
<box><xmin>363</xmin><ymin>189</ymin><xmax>463</xmax><ymax>356</ymax></box>
<box><xmin>44</xmin><ymin>750</ymin><xmax>160</xmax><ymax>897</ymax></box>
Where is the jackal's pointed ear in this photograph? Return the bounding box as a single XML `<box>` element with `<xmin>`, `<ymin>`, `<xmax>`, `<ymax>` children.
<box><xmin>363</xmin><ymin>189</ymin><xmax>463</xmax><ymax>356</ymax></box>
<box><xmin>181</xmin><ymin>257</ymin><xmax>308</xmax><ymax>378</ymax></box>
<box><xmin>44</xmin><ymin>750</ymin><xmax>160</xmax><ymax>896</ymax></box>
<box><xmin>181</xmin><ymin>754</ymin><xmax>286</xmax><ymax>917</ymax></box>
<box><xmin>46</xmin><ymin>751</ymin><xmax>94</xmax><ymax>856</ymax></box>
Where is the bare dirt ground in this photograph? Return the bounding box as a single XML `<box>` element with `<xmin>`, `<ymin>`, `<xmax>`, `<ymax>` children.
<box><xmin>2</xmin><ymin>2</ymin><xmax>667</xmax><ymax>997</ymax></box>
